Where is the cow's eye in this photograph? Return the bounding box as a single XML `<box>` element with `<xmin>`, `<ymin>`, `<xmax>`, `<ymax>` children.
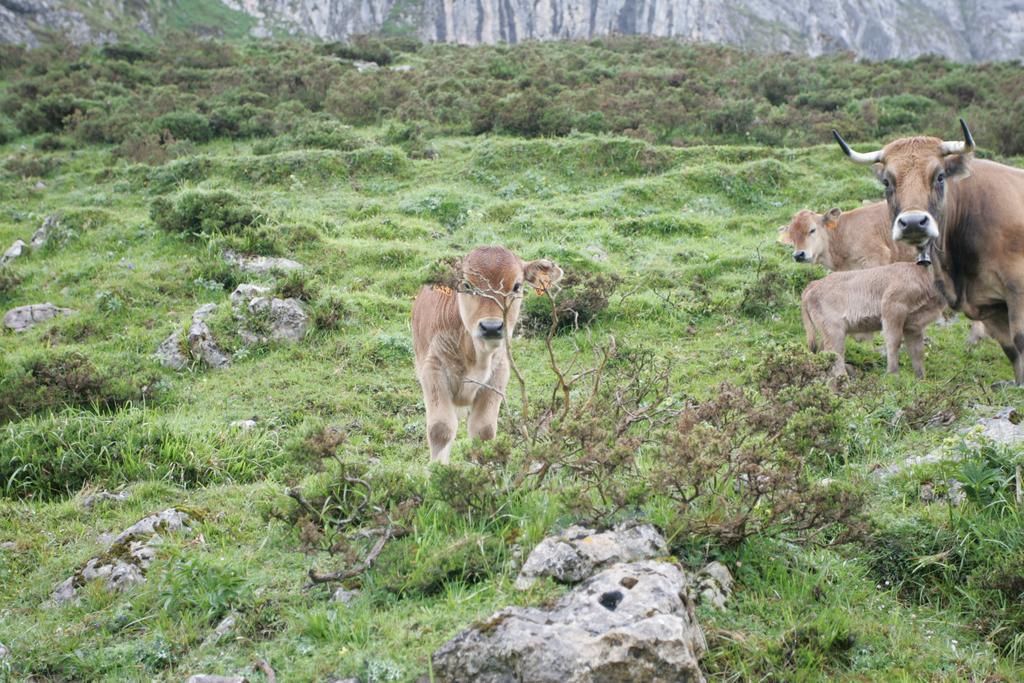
<box><xmin>459</xmin><ymin>281</ymin><xmax>472</xmax><ymax>292</ymax></box>
<box><xmin>513</xmin><ymin>282</ymin><xmax>522</xmax><ymax>293</ymax></box>
<box><xmin>809</xmin><ymin>228</ymin><xmax>816</xmax><ymax>235</ymax></box>
<box><xmin>936</xmin><ymin>172</ymin><xmax>946</xmax><ymax>185</ymax></box>
<box><xmin>881</xmin><ymin>177</ymin><xmax>890</xmax><ymax>188</ymax></box>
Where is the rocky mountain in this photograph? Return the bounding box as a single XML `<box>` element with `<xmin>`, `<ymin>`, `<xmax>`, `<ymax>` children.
<box><xmin>2</xmin><ymin>0</ymin><xmax>1023</xmax><ymax>62</ymax></box>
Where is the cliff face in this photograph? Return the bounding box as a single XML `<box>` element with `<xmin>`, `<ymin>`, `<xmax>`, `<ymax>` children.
<box><xmin>3</xmin><ymin>0</ymin><xmax>1024</xmax><ymax>62</ymax></box>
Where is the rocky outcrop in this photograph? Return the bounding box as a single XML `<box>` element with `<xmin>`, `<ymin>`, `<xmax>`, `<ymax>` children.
<box><xmin>51</xmin><ymin>509</ymin><xmax>193</xmax><ymax>605</ymax></box>
<box><xmin>433</xmin><ymin>560</ymin><xmax>707</xmax><ymax>683</ymax></box>
<box><xmin>3</xmin><ymin>302</ymin><xmax>75</xmax><ymax>331</ymax></box>
<box><xmin>2</xmin><ymin>0</ymin><xmax>1024</xmax><ymax>62</ymax></box>
<box><xmin>515</xmin><ymin>521</ymin><xmax>667</xmax><ymax>589</ymax></box>
<box><xmin>223</xmin><ymin>250</ymin><xmax>303</xmax><ymax>275</ymax></box>
<box><xmin>157</xmin><ymin>303</ymin><xmax>232</xmax><ymax>370</ymax></box>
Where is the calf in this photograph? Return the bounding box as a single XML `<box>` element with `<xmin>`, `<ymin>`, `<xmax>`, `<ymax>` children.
<box><xmin>777</xmin><ymin>202</ymin><xmax>917</xmax><ymax>270</ymax></box>
<box><xmin>411</xmin><ymin>246</ymin><xmax>562</xmax><ymax>463</ymax></box>
<box><xmin>801</xmin><ymin>262</ymin><xmax>944</xmax><ymax>378</ymax></box>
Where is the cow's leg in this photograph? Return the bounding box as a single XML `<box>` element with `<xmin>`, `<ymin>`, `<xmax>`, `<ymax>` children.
<box><xmin>881</xmin><ymin>319</ymin><xmax>905</xmax><ymax>375</ymax></box>
<box><xmin>468</xmin><ymin>359</ymin><xmax>509</xmax><ymax>443</ymax></box>
<box><xmin>1006</xmin><ymin>291</ymin><xmax>1024</xmax><ymax>384</ymax></box>
<box><xmin>982</xmin><ymin>313</ymin><xmax>1023</xmax><ymax>386</ymax></box>
<box><xmin>820</xmin><ymin>325</ymin><xmax>847</xmax><ymax>377</ymax></box>
<box><xmin>905</xmin><ymin>329</ymin><xmax>926</xmax><ymax>379</ymax></box>
<box><xmin>420</xmin><ymin>374</ymin><xmax>458</xmax><ymax>464</ymax></box>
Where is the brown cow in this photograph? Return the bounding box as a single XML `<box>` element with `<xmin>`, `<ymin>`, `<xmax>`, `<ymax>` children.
<box><xmin>411</xmin><ymin>246</ymin><xmax>562</xmax><ymax>463</ymax></box>
<box><xmin>777</xmin><ymin>202</ymin><xmax>917</xmax><ymax>270</ymax></box>
<box><xmin>834</xmin><ymin>120</ymin><xmax>1024</xmax><ymax>383</ymax></box>
<box><xmin>801</xmin><ymin>262</ymin><xmax>945</xmax><ymax>378</ymax></box>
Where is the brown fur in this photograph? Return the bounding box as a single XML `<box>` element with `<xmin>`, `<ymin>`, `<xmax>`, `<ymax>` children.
<box><xmin>867</xmin><ymin>134</ymin><xmax>1024</xmax><ymax>383</ymax></box>
<box><xmin>778</xmin><ymin>202</ymin><xmax>917</xmax><ymax>270</ymax></box>
<box><xmin>410</xmin><ymin>246</ymin><xmax>562</xmax><ymax>463</ymax></box>
<box><xmin>801</xmin><ymin>262</ymin><xmax>945</xmax><ymax>378</ymax></box>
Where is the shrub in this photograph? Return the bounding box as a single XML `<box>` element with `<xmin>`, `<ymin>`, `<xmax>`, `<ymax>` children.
<box><xmin>519</xmin><ymin>270</ymin><xmax>620</xmax><ymax>336</ymax></box>
<box><xmin>152</xmin><ymin>110</ymin><xmax>213</xmax><ymax>143</ymax></box>
<box><xmin>151</xmin><ymin>189</ymin><xmax>262</xmax><ymax>239</ymax></box>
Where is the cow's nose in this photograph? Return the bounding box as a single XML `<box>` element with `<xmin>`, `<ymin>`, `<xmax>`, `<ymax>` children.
<box><xmin>479</xmin><ymin>319</ymin><xmax>504</xmax><ymax>338</ymax></box>
<box><xmin>897</xmin><ymin>212</ymin><xmax>931</xmax><ymax>234</ymax></box>
<box><xmin>793</xmin><ymin>251</ymin><xmax>807</xmax><ymax>263</ymax></box>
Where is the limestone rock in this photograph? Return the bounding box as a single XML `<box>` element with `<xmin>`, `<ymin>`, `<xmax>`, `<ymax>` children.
<box><xmin>224</xmin><ymin>250</ymin><xmax>303</xmax><ymax>275</ymax></box>
<box><xmin>246</xmin><ymin>296</ymin><xmax>309</xmax><ymax>343</ymax></box>
<box><xmin>230</xmin><ymin>418</ymin><xmax>259</xmax><ymax>431</ymax></box>
<box><xmin>81</xmin><ymin>490</ymin><xmax>130</xmax><ymax>509</ymax></box>
<box><xmin>3</xmin><ymin>303</ymin><xmax>75</xmax><ymax>332</ymax></box>
<box><xmin>331</xmin><ymin>587</ymin><xmax>360</xmax><ymax>604</ymax></box>
<box><xmin>515</xmin><ymin>521</ymin><xmax>667</xmax><ymax>589</ymax></box>
<box><xmin>202</xmin><ymin>614</ymin><xmax>238</xmax><ymax>647</ymax></box>
<box><xmin>31</xmin><ymin>214</ymin><xmax>59</xmax><ymax>248</ymax></box>
<box><xmin>186</xmin><ymin>676</ymin><xmax>247</xmax><ymax>683</ymax></box>
<box><xmin>1</xmin><ymin>239</ymin><xmax>24</xmax><ymax>266</ymax></box>
<box><xmin>157</xmin><ymin>304</ymin><xmax>231</xmax><ymax>370</ymax></box>
<box><xmin>694</xmin><ymin>561</ymin><xmax>733</xmax><ymax>611</ymax></box>
<box><xmin>52</xmin><ymin>509</ymin><xmax>192</xmax><ymax>605</ymax></box>
<box><xmin>229</xmin><ymin>284</ymin><xmax>271</xmax><ymax>309</ymax></box>
<box><xmin>433</xmin><ymin>560</ymin><xmax>706</xmax><ymax>683</ymax></box>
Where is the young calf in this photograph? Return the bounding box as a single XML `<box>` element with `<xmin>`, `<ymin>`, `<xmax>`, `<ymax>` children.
<box><xmin>411</xmin><ymin>246</ymin><xmax>562</xmax><ymax>463</ymax></box>
<box><xmin>777</xmin><ymin>202</ymin><xmax>917</xmax><ymax>270</ymax></box>
<box><xmin>801</xmin><ymin>262</ymin><xmax>944</xmax><ymax>378</ymax></box>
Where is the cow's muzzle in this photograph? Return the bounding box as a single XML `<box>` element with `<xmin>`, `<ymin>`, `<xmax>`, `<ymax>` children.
<box><xmin>893</xmin><ymin>211</ymin><xmax>939</xmax><ymax>246</ymax></box>
<box><xmin>478</xmin><ymin>318</ymin><xmax>504</xmax><ymax>340</ymax></box>
<box><xmin>793</xmin><ymin>250</ymin><xmax>808</xmax><ymax>263</ymax></box>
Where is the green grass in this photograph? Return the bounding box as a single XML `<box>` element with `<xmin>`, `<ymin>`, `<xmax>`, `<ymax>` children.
<box><xmin>1</xmin><ymin>39</ymin><xmax>1024</xmax><ymax>682</ymax></box>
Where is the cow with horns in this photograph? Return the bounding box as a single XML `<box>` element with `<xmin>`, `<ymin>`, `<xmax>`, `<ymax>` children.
<box><xmin>833</xmin><ymin>120</ymin><xmax>1024</xmax><ymax>384</ymax></box>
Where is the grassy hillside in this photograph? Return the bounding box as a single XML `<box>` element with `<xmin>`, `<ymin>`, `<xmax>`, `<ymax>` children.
<box><xmin>1</xmin><ymin>38</ymin><xmax>1023</xmax><ymax>682</ymax></box>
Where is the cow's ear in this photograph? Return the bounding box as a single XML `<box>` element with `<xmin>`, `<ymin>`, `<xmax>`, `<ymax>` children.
<box><xmin>824</xmin><ymin>208</ymin><xmax>841</xmax><ymax>229</ymax></box>
<box><xmin>777</xmin><ymin>226</ymin><xmax>793</xmax><ymax>245</ymax></box>
<box><xmin>944</xmin><ymin>153</ymin><xmax>973</xmax><ymax>181</ymax></box>
<box><xmin>524</xmin><ymin>259</ymin><xmax>563</xmax><ymax>294</ymax></box>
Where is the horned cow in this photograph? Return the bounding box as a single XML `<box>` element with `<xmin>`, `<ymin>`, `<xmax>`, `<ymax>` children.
<box><xmin>801</xmin><ymin>262</ymin><xmax>945</xmax><ymax>378</ymax></box>
<box><xmin>411</xmin><ymin>246</ymin><xmax>562</xmax><ymax>463</ymax></box>
<box><xmin>834</xmin><ymin>120</ymin><xmax>1024</xmax><ymax>384</ymax></box>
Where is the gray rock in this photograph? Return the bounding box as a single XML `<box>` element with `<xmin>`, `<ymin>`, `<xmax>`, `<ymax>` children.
<box><xmin>515</xmin><ymin>522</ymin><xmax>667</xmax><ymax>589</ymax></box>
<box><xmin>433</xmin><ymin>560</ymin><xmax>706</xmax><ymax>683</ymax></box>
<box><xmin>874</xmin><ymin>407</ymin><xmax>1024</xmax><ymax>479</ymax></box>
<box><xmin>353</xmin><ymin>59</ymin><xmax>379</xmax><ymax>72</ymax></box>
<box><xmin>694</xmin><ymin>561</ymin><xmax>733</xmax><ymax>611</ymax></box>
<box><xmin>156</xmin><ymin>330</ymin><xmax>189</xmax><ymax>370</ymax></box>
<box><xmin>52</xmin><ymin>509</ymin><xmax>192</xmax><ymax>605</ymax></box>
<box><xmin>247</xmin><ymin>297</ymin><xmax>309</xmax><ymax>343</ymax></box>
<box><xmin>920</xmin><ymin>479</ymin><xmax>966</xmax><ymax>506</ymax></box>
<box><xmin>224</xmin><ymin>250</ymin><xmax>303</xmax><ymax>275</ymax></box>
<box><xmin>202</xmin><ymin>614</ymin><xmax>238</xmax><ymax>647</ymax></box>
<box><xmin>331</xmin><ymin>587</ymin><xmax>360</xmax><ymax>604</ymax></box>
<box><xmin>388</xmin><ymin>64</ymin><xmax>413</xmax><ymax>72</ymax></box>
<box><xmin>230</xmin><ymin>419</ymin><xmax>259</xmax><ymax>432</ymax></box>
<box><xmin>229</xmin><ymin>284</ymin><xmax>271</xmax><ymax>309</ymax></box>
<box><xmin>31</xmin><ymin>214</ymin><xmax>59</xmax><ymax>249</ymax></box>
<box><xmin>0</xmin><ymin>642</ymin><xmax>8</xmax><ymax>661</ymax></box>
<box><xmin>1</xmin><ymin>239</ymin><xmax>24</xmax><ymax>266</ymax></box>
<box><xmin>81</xmin><ymin>490</ymin><xmax>130</xmax><ymax>509</ymax></box>
<box><xmin>3</xmin><ymin>303</ymin><xmax>75</xmax><ymax>332</ymax></box>
<box><xmin>186</xmin><ymin>676</ymin><xmax>247</xmax><ymax>683</ymax></box>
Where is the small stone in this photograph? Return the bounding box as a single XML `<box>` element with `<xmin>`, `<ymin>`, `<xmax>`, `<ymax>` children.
<box><xmin>694</xmin><ymin>560</ymin><xmax>733</xmax><ymax>611</ymax></box>
<box><xmin>3</xmin><ymin>303</ymin><xmax>75</xmax><ymax>332</ymax></box>
<box><xmin>31</xmin><ymin>215</ymin><xmax>59</xmax><ymax>248</ymax></box>
<box><xmin>201</xmin><ymin>614</ymin><xmax>237</xmax><ymax>647</ymax></box>
<box><xmin>156</xmin><ymin>331</ymin><xmax>189</xmax><ymax>370</ymax></box>
<box><xmin>33</xmin><ymin>180</ymin><xmax>46</xmax><ymax>190</ymax></box>
<box><xmin>229</xmin><ymin>284</ymin><xmax>270</xmax><ymax>309</ymax></box>
<box><xmin>331</xmin><ymin>587</ymin><xmax>360</xmax><ymax>604</ymax></box>
<box><xmin>230</xmin><ymin>419</ymin><xmax>258</xmax><ymax>432</ymax></box>
<box><xmin>353</xmin><ymin>60</ymin><xmax>379</xmax><ymax>72</ymax></box>
<box><xmin>186</xmin><ymin>676</ymin><xmax>246</xmax><ymax>683</ymax></box>
<box><xmin>1</xmin><ymin>239</ymin><xmax>24</xmax><ymax>266</ymax></box>
<box><xmin>81</xmin><ymin>490</ymin><xmax>130</xmax><ymax>509</ymax></box>
<box><xmin>0</xmin><ymin>642</ymin><xmax>8</xmax><ymax>661</ymax></box>
<box><xmin>224</xmin><ymin>250</ymin><xmax>303</xmax><ymax>275</ymax></box>
<box><xmin>247</xmin><ymin>297</ymin><xmax>309</xmax><ymax>343</ymax></box>
<box><xmin>388</xmin><ymin>64</ymin><xmax>413</xmax><ymax>72</ymax></box>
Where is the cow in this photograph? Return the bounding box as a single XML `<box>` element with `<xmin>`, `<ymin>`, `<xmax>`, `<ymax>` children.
<box><xmin>777</xmin><ymin>201</ymin><xmax>917</xmax><ymax>270</ymax></box>
<box><xmin>833</xmin><ymin>119</ymin><xmax>1024</xmax><ymax>384</ymax></box>
<box><xmin>411</xmin><ymin>246</ymin><xmax>563</xmax><ymax>463</ymax></box>
<box><xmin>801</xmin><ymin>262</ymin><xmax>945</xmax><ymax>379</ymax></box>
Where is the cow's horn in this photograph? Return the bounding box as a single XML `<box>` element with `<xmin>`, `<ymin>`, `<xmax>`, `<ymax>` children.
<box><xmin>832</xmin><ymin>129</ymin><xmax>883</xmax><ymax>164</ymax></box>
<box><xmin>940</xmin><ymin>118</ymin><xmax>976</xmax><ymax>155</ymax></box>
